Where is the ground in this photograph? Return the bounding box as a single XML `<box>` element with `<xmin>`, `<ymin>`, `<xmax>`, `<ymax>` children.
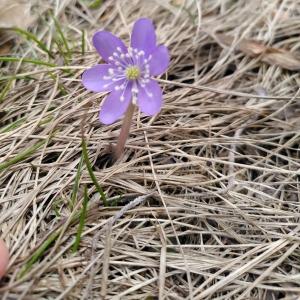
<box><xmin>1</xmin><ymin>0</ymin><xmax>300</xmax><ymax>299</ymax></box>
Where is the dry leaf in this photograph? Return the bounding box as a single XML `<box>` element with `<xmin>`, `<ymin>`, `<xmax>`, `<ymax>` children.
<box><xmin>170</xmin><ymin>0</ymin><xmax>185</xmax><ymax>6</ymax></box>
<box><xmin>0</xmin><ymin>0</ymin><xmax>33</xmax><ymax>55</ymax></box>
<box><xmin>216</xmin><ymin>33</ymin><xmax>300</xmax><ymax>71</ymax></box>
<box><xmin>0</xmin><ymin>0</ymin><xmax>32</xmax><ymax>29</ymax></box>
<box><xmin>0</xmin><ymin>39</ymin><xmax>12</xmax><ymax>55</ymax></box>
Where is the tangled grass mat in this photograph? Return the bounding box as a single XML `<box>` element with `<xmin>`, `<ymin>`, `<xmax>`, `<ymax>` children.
<box><xmin>1</xmin><ymin>0</ymin><xmax>300</xmax><ymax>299</ymax></box>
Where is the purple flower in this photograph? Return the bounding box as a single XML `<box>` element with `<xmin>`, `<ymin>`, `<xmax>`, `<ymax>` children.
<box><xmin>82</xmin><ymin>18</ymin><xmax>169</xmax><ymax>125</ymax></box>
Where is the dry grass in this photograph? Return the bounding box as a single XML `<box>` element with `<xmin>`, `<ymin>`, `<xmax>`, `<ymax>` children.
<box><xmin>1</xmin><ymin>0</ymin><xmax>300</xmax><ymax>299</ymax></box>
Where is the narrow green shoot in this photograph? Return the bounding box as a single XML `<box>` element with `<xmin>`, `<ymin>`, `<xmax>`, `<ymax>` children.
<box><xmin>0</xmin><ymin>139</ymin><xmax>46</xmax><ymax>172</ymax></box>
<box><xmin>18</xmin><ymin>230</ymin><xmax>60</xmax><ymax>278</ymax></box>
<box><xmin>12</xmin><ymin>28</ymin><xmax>54</xmax><ymax>58</ymax></box>
<box><xmin>81</xmin><ymin>29</ymin><xmax>86</xmax><ymax>55</ymax></box>
<box><xmin>18</xmin><ymin>204</ymin><xmax>85</xmax><ymax>278</ymax></box>
<box><xmin>70</xmin><ymin>155</ymin><xmax>84</xmax><ymax>210</ymax></box>
<box><xmin>47</xmin><ymin>72</ymin><xmax>67</xmax><ymax>95</ymax></box>
<box><xmin>53</xmin><ymin>203</ymin><xmax>61</xmax><ymax>218</ymax></box>
<box><xmin>81</xmin><ymin>137</ymin><xmax>108</xmax><ymax>206</ymax></box>
<box><xmin>111</xmin><ymin>194</ymin><xmax>122</xmax><ymax>207</ymax></box>
<box><xmin>72</xmin><ymin>185</ymin><xmax>89</xmax><ymax>253</ymax></box>
<box><xmin>0</xmin><ymin>56</ymin><xmax>55</xmax><ymax>67</ymax></box>
<box><xmin>0</xmin><ymin>79</ymin><xmax>12</xmax><ymax>103</ymax></box>
<box><xmin>54</xmin><ymin>38</ymin><xmax>70</xmax><ymax>65</ymax></box>
<box><xmin>52</xmin><ymin>15</ymin><xmax>71</xmax><ymax>58</ymax></box>
<box><xmin>88</xmin><ymin>0</ymin><xmax>102</xmax><ymax>9</ymax></box>
<box><xmin>38</xmin><ymin>115</ymin><xmax>54</xmax><ymax>127</ymax></box>
<box><xmin>0</xmin><ymin>74</ymin><xmax>36</xmax><ymax>82</ymax></box>
<box><xmin>0</xmin><ymin>117</ymin><xmax>27</xmax><ymax>133</ymax></box>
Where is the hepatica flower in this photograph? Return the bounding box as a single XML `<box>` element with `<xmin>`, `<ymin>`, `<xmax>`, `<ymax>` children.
<box><xmin>82</xmin><ymin>18</ymin><xmax>169</xmax><ymax>125</ymax></box>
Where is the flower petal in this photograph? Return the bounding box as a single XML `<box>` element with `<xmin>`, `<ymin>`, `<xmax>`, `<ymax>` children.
<box><xmin>149</xmin><ymin>45</ymin><xmax>169</xmax><ymax>76</ymax></box>
<box><xmin>93</xmin><ymin>31</ymin><xmax>127</xmax><ymax>62</ymax></box>
<box><xmin>82</xmin><ymin>64</ymin><xmax>118</xmax><ymax>92</ymax></box>
<box><xmin>131</xmin><ymin>18</ymin><xmax>156</xmax><ymax>56</ymax></box>
<box><xmin>137</xmin><ymin>79</ymin><xmax>162</xmax><ymax>116</ymax></box>
<box><xmin>99</xmin><ymin>82</ymin><xmax>132</xmax><ymax>124</ymax></box>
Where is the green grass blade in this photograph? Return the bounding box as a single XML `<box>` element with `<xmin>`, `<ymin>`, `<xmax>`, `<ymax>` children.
<box><xmin>88</xmin><ymin>0</ymin><xmax>102</xmax><ymax>9</ymax></box>
<box><xmin>18</xmin><ymin>203</ymin><xmax>85</xmax><ymax>278</ymax></box>
<box><xmin>48</xmin><ymin>72</ymin><xmax>68</xmax><ymax>95</ymax></box>
<box><xmin>72</xmin><ymin>185</ymin><xmax>89</xmax><ymax>252</ymax></box>
<box><xmin>0</xmin><ymin>79</ymin><xmax>12</xmax><ymax>103</ymax></box>
<box><xmin>53</xmin><ymin>202</ymin><xmax>61</xmax><ymax>218</ymax></box>
<box><xmin>0</xmin><ymin>117</ymin><xmax>27</xmax><ymax>133</ymax></box>
<box><xmin>70</xmin><ymin>155</ymin><xmax>84</xmax><ymax>209</ymax></box>
<box><xmin>0</xmin><ymin>56</ymin><xmax>55</xmax><ymax>67</ymax></box>
<box><xmin>81</xmin><ymin>29</ymin><xmax>86</xmax><ymax>55</ymax></box>
<box><xmin>81</xmin><ymin>137</ymin><xmax>108</xmax><ymax>206</ymax></box>
<box><xmin>54</xmin><ymin>38</ymin><xmax>70</xmax><ymax>65</ymax></box>
<box><xmin>11</xmin><ymin>28</ymin><xmax>54</xmax><ymax>58</ymax></box>
<box><xmin>38</xmin><ymin>115</ymin><xmax>54</xmax><ymax>127</ymax></box>
<box><xmin>18</xmin><ymin>231</ymin><xmax>60</xmax><ymax>278</ymax></box>
<box><xmin>0</xmin><ymin>139</ymin><xmax>46</xmax><ymax>172</ymax></box>
<box><xmin>0</xmin><ymin>74</ymin><xmax>36</xmax><ymax>82</ymax></box>
<box><xmin>52</xmin><ymin>15</ymin><xmax>71</xmax><ymax>57</ymax></box>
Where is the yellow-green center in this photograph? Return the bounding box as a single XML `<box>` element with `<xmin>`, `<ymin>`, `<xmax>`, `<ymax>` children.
<box><xmin>125</xmin><ymin>66</ymin><xmax>140</xmax><ymax>80</ymax></box>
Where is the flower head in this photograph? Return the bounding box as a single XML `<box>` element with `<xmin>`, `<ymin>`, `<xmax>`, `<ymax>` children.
<box><xmin>82</xmin><ymin>18</ymin><xmax>169</xmax><ymax>124</ymax></box>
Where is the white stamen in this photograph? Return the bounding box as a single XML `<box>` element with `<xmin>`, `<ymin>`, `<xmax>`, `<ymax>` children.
<box><xmin>108</xmin><ymin>56</ymin><xmax>114</xmax><ymax>61</ymax></box>
<box><xmin>108</xmin><ymin>68</ymin><xmax>114</xmax><ymax>75</ymax></box>
<box><xmin>117</xmin><ymin>47</ymin><xmax>122</xmax><ymax>52</ymax></box>
<box><xmin>120</xmin><ymin>95</ymin><xmax>125</xmax><ymax>102</ymax></box>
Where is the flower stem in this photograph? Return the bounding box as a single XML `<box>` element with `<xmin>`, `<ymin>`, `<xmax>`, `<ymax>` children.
<box><xmin>114</xmin><ymin>102</ymin><xmax>135</xmax><ymax>160</ymax></box>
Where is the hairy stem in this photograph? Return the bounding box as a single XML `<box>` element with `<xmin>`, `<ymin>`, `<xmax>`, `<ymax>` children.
<box><xmin>114</xmin><ymin>102</ymin><xmax>135</xmax><ymax>160</ymax></box>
